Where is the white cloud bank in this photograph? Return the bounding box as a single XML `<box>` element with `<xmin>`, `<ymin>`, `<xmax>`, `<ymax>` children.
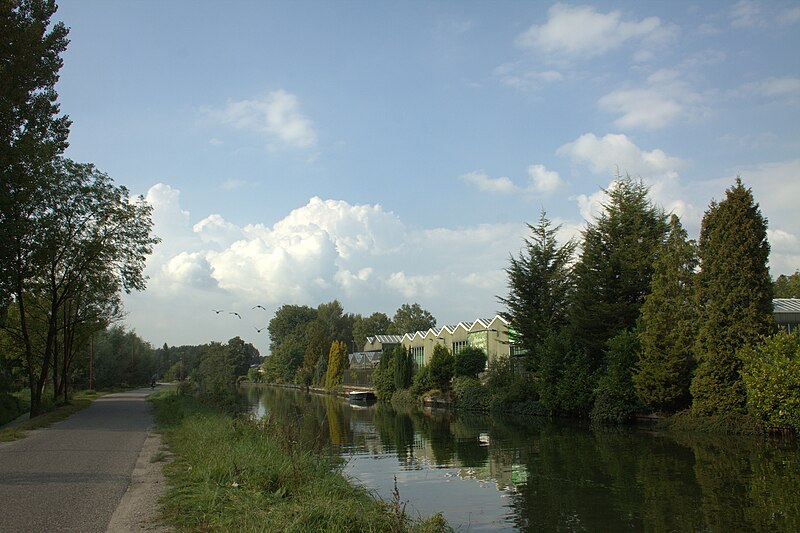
<box><xmin>461</xmin><ymin>164</ymin><xmax>566</xmax><ymax>195</ymax></box>
<box><xmin>124</xmin><ymin>187</ymin><xmax>526</xmax><ymax>349</ymax></box>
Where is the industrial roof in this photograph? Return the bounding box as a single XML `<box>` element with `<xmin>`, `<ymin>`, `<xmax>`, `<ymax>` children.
<box><xmin>774</xmin><ymin>298</ymin><xmax>800</xmax><ymax>313</ymax></box>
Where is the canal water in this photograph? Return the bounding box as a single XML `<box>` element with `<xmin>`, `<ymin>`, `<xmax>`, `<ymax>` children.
<box><xmin>243</xmin><ymin>386</ymin><xmax>799</xmax><ymax>532</ymax></box>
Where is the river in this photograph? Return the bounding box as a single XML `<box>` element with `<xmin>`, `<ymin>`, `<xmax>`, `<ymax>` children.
<box><xmin>243</xmin><ymin>385</ymin><xmax>799</xmax><ymax>532</ymax></box>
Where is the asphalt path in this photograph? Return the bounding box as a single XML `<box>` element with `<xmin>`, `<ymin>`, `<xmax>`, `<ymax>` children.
<box><xmin>0</xmin><ymin>387</ymin><xmax>160</xmax><ymax>532</ymax></box>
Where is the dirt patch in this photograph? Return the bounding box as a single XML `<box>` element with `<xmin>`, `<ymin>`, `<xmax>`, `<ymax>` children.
<box><xmin>106</xmin><ymin>430</ymin><xmax>172</xmax><ymax>532</ymax></box>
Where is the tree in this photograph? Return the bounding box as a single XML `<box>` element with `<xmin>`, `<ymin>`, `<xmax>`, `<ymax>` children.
<box><xmin>428</xmin><ymin>344</ymin><xmax>454</xmax><ymax>391</ymax></box>
<box><xmin>454</xmin><ymin>346</ymin><xmax>487</xmax><ymax>378</ymax></box>
<box><xmin>591</xmin><ymin>330</ymin><xmax>642</xmax><ymax>424</ymax></box>
<box><xmin>324</xmin><ymin>340</ymin><xmax>348</xmax><ymax>390</ymax></box>
<box><xmin>2</xmin><ymin>160</ymin><xmax>157</xmax><ymax>415</ymax></box>
<box><xmin>389</xmin><ymin>303</ymin><xmax>436</xmax><ymax>335</ymax></box>
<box><xmin>635</xmin><ymin>214</ymin><xmax>698</xmax><ymax>412</ymax></box>
<box><xmin>393</xmin><ymin>345</ymin><xmax>413</xmax><ymax>390</ymax></box>
<box><xmin>267</xmin><ymin>304</ymin><xmax>316</xmax><ymax>352</ymax></box>
<box><xmin>352</xmin><ymin>312</ymin><xmax>392</xmax><ymax>349</ymax></box>
<box><xmin>691</xmin><ymin>178</ymin><xmax>775</xmax><ymax>416</ymax></box>
<box><xmin>226</xmin><ymin>336</ymin><xmax>259</xmax><ymax>378</ymax></box>
<box><xmin>499</xmin><ymin>212</ymin><xmax>576</xmax><ymax>366</ymax></box>
<box><xmin>774</xmin><ymin>270</ymin><xmax>800</xmax><ymax>298</ymax></box>
<box><xmin>570</xmin><ymin>176</ymin><xmax>668</xmax><ymax>365</ymax></box>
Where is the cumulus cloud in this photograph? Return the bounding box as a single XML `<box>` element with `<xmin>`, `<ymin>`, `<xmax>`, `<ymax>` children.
<box><xmin>127</xmin><ymin>187</ymin><xmax>527</xmax><ymax>348</ymax></box>
<box><xmin>599</xmin><ymin>69</ymin><xmax>706</xmax><ymax>130</ymax></box>
<box><xmin>210</xmin><ymin>90</ymin><xmax>316</xmax><ymax>148</ymax></box>
<box><xmin>557</xmin><ymin>133</ymin><xmax>684</xmax><ymax>177</ymax></box>
<box><xmin>462</xmin><ymin>165</ymin><xmax>565</xmax><ymax>196</ymax></box>
<box><xmin>461</xmin><ymin>171</ymin><xmax>518</xmax><ymax>194</ymax></box>
<box><xmin>516</xmin><ymin>3</ymin><xmax>672</xmax><ymax>60</ymax></box>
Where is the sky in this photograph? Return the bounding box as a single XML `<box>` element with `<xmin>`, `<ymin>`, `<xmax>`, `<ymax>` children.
<box><xmin>53</xmin><ymin>0</ymin><xmax>800</xmax><ymax>354</ymax></box>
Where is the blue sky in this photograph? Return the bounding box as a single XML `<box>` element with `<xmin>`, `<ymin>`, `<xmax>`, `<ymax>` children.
<box><xmin>54</xmin><ymin>1</ymin><xmax>800</xmax><ymax>353</ymax></box>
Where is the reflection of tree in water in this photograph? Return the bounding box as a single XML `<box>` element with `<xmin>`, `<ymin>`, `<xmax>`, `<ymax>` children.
<box><xmin>323</xmin><ymin>395</ymin><xmax>349</xmax><ymax>446</ymax></box>
<box><xmin>372</xmin><ymin>404</ymin><xmax>417</xmax><ymax>465</ymax></box>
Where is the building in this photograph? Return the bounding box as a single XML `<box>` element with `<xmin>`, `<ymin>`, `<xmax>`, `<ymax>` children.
<box><xmin>397</xmin><ymin>315</ymin><xmax>514</xmax><ymax>368</ymax></box>
<box><xmin>774</xmin><ymin>298</ymin><xmax>800</xmax><ymax>333</ymax></box>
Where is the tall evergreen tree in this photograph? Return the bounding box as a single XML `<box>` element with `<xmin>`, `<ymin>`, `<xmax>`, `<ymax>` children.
<box><xmin>635</xmin><ymin>214</ymin><xmax>698</xmax><ymax>412</ymax></box>
<box><xmin>571</xmin><ymin>176</ymin><xmax>668</xmax><ymax>366</ymax></box>
<box><xmin>499</xmin><ymin>212</ymin><xmax>576</xmax><ymax>367</ymax></box>
<box><xmin>324</xmin><ymin>340</ymin><xmax>347</xmax><ymax>390</ymax></box>
<box><xmin>691</xmin><ymin>177</ymin><xmax>774</xmax><ymax>415</ymax></box>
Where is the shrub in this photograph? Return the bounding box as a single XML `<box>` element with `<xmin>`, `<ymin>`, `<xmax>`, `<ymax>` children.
<box><xmin>740</xmin><ymin>330</ymin><xmax>800</xmax><ymax>431</ymax></box>
<box><xmin>410</xmin><ymin>365</ymin><xmax>433</xmax><ymax>396</ymax></box>
<box><xmin>452</xmin><ymin>376</ymin><xmax>490</xmax><ymax>411</ymax></box>
<box><xmin>454</xmin><ymin>347</ymin><xmax>487</xmax><ymax>378</ymax></box>
<box><xmin>590</xmin><ymin>330</ymin><xmax>642</xmax><ymax>425</ymax></box>
<box><xmin>428</xmin><ymin>345</ymin><xmax>454</xmax><ymax>391</ymax></box>
<box><xmin>0</xmin><ymin>393</ymin><xmax>22</xmax><ymax>426</ymax></box>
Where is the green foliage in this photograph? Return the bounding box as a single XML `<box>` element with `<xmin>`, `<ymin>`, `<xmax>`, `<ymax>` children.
<box><xmin>410</xmin><ymin>365</ymin><xmax>433</xmax><ymax>396</ymax></box>
<box><xmin>739</xmin><ymin>331</ymin><xmax>800</xmax><ymax>431</ymax></box>
<box><xmin>454</xmin><ymin>346</ymin><xmax>487</xmax><ymax>378</ymax></box>
<box><xmin>536</xmin><ymin>329</ymin><xmax>597</xmax><ymax>415</ymax></box>
<box><xmin>692</xmin><ymin>178</ymin><xmax>775</xmax><ymax>416</ymax></box>
<box><xmin>452</xmin><ymin>376</ymin><xmax>490</xmax><ymax>411</ymax></box>
<box><xmin>591</xmin><ymin>330</ymin><xmax>642</xmax><ymax>424</ymax></box>
<box><xmin>352</xmin><ymin>312</ymin><xmax>392</xmax><ymax>350</ymax></box>
<box><xmin>428</xmin><ymin>344</ymin><xmax>454</xmax><ymax>391</ymax></box>
<box><xmin>324</xmin><ymin>340</ymin><xmax>348</xmax><ymax>390</ymax></box>
<box><xmin>499</xmin><ymin>211</ymin><xmax>576</xmax><ymax>364</ymax></box>
<box><xmin>389</xmin><ymin>303</ymin><xmax>436</xmax><ymax>335</ymax></box>
<box><xmin>268</xmin><ymin>304</ymin><xmax>317</xmax><ymax>352</ymax></box>
<box><xmin>0</xmin><ymin>393</ymin><xmax>22</xmax><ymax>426</ymax></box>
<box><xmin>635</xmin><ymin>214</ymin><xmax>698</xmax><ymax>412</ymax></box>
<box><xmin>393</xmin><ymin>345</ymin><xmax>413</xmax><ymax>390</ymax></box>
<box><xmin>372</xmin><ymin>349</ymin><xmax>396</xmax><ymax>401</ymax></box>
<box><xmin>194</xmin><ymin>342</ymin><xmax>235</xmax><ymax>404</ymax></box>
<box><xmin>571</xmin><ymin>175</ymin><xmax>668</xmax><ymax>368</ymax></box>
<box><xmin>774</xmin><ymin>270</ymin><xmax>800</xmax><ymax>298</ymax></box>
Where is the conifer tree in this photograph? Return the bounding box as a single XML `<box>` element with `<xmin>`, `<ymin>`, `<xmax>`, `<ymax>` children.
<box><xmin>635</xmin><ymin>214</ymin><xmax>698</xmax><ymax>412</ymax></box>
<box><xmin>499</xmin><ymin>212</ymin><xmax>576</xmax><ymax>367</ymax></box>
<box><xmin>691</xmin><ymin>177</ymin><xmax>774</xmax><ymax>415</ymax></box>
<box><xmin>324</xmin><ymin>340</ymin><xmax>348</xmax><ymax>390</ymax></box>
<box><xmin>571</xmin><ymin>176</ymin><xmax>668</xmax><ymax>367</ymax></box>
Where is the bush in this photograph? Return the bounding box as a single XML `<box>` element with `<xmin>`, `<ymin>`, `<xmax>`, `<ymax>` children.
<box><xmin>0</xmin><ymin>393</ymin><xmax>22</xmax><ymax>426</ymax></box>
<box><xmin>410</xmin><ymin>365</ymin><xmax>433</xmax><ymax>396</ymax></box>
<box><xmin>740</xmin><ymin>330</ymin><xmax>800</xmax><ymax>431</ymax></box>
<box><xmin>454</xmin><ymin>347</ymin><xmax>486</xmax><ymax>378</ymax></box>
<box><xmin>372</xmin><ymin>351</ymin><xmax>396</xmax><ymax>401</ymax></box>
<box><xmin>428</xmin><ymin>345</ymin><xmax>454</xmax><ymax>391</ymax></box>
<box><xmin>452</xmin><ymin>376</ymin><xmax>490</xmax><ymax>411</ymax></box>
<box><xmin>489</xmin><ymin>374</ymin><xmax>538</xmax><ymax>414</ymax></box>
<box><xmin>590</xmin><ymin>330</ymin><xmax>642</xmax><ymax>425</ymax></box>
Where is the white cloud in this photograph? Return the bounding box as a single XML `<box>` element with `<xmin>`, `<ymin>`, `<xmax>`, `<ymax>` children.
<box><xmin>557</xmin><ymin>133</ymin><xmax>684</xmax><ymax>176</ymax></box>
<box><xmin>461</xmin><ymin>171</ymin><xmax>518</xmax><ymax>194</ymax></box>
<box><xmin>210</xmin><ymin>90</ymin><xmax>316</xmax><ymax>148</ymax></box>
<box><xmin>599</xmin><ymin>69</ymin><xmax>705</xmax><ymax>130</ymax></box>
<box><xmin>780</xmin><ymin>6</ymin><xmax>800</xmax><ymax>25</ymax></box>
<box><xmin>527</xmin><ymin>164</ymin><xmax>565</xmax><ymax>194</ymax></box>
<box><xmin>739</xmin><ymin>77</ymin><xmax>800</xmax><ymax>103</ymax></box>
<box><xmin>462</xmin><ymin>165</ymin><xmax>565</xmax><ymax>196</ymax></box>
<box><xmin>516</xmin><ymin>3</ymin><xmax>670</xmax><ymax>60</ymax></box>
<box><xmin>493</xmin><ymin>63</ymin><xmax>563</xmax><ymax>91</ymax></box>
<box><xmin>730</xmin><ymin>0</ymin><xmax>763</xmax><ymax>28</ymax></box>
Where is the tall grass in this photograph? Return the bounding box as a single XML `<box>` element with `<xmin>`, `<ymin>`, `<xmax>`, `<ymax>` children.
<box><xmin>151</xmin><ymin>391</ymin><xmax>450</xmax><ymax>532</ymax></box>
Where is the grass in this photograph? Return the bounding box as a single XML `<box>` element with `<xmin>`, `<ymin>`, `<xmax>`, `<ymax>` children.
<box><xmin>0</xmin><ymin>389</ymin><xmax>107</xmax><ymax>442</ymax></box>
<box><xmin>150</xmin><ymin>390</ymin><xmax>451</xmax><ymax>532</ymax></box>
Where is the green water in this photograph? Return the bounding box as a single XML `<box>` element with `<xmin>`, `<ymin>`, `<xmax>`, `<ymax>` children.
<box><xmin>243</xmin><ymin>386</ymin><xmax>799</xmax><ymax>532</ymax></box>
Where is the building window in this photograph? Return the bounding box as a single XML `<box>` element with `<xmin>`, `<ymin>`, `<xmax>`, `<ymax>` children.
<box><xmin>452</xmin><ymin>340</ymin><xmax>468</xmax><ymax>355</ymax></box>
<box><xmin>411</xmin><ymin>346</ymin><xmax>424</xmax><ymax>368</ymax></box>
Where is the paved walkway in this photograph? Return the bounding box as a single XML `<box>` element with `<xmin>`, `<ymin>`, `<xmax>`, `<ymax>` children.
<box><xmin>0</xmin><ymin>387</ymin><xmax>167</xmax><ymax>532</ymax></box>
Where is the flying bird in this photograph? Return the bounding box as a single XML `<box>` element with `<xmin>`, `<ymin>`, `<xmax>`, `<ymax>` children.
<box><xmin>252</xmin><ymin>305</ymin><xmax>267</xmax><ymax>311</ymax></box>
<box><xmin>229</xmin><ymin>312</ymin><xmax>242</xmax><ymax>319</ymax></box>
<box><xmin>212</xmin><ymin>309</ymin><xmax>224</xmax><ymax>314</ymax></box>
<box><xmin>255</xmin><ymin>326</ymin><xmax>266</xmax><ymax>333</ymax></box>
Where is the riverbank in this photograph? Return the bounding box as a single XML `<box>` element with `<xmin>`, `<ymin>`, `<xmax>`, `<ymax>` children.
<box><xmin>150</xmin><ymin>390</ymin><xmax>449</xmax><ymax>532</ymax></box>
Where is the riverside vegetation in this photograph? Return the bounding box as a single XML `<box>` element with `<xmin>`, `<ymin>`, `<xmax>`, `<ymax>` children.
<box><xmin>151</xmin><ymin>388</ymin><xmax>450</xmax><ymax>532</ymax></box>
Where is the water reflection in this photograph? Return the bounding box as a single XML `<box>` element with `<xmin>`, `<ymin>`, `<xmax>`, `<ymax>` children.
<box><xmin>243</xmin><ymin>385</ymin><xmax>799</xmax><ymax>532</ymax></box>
